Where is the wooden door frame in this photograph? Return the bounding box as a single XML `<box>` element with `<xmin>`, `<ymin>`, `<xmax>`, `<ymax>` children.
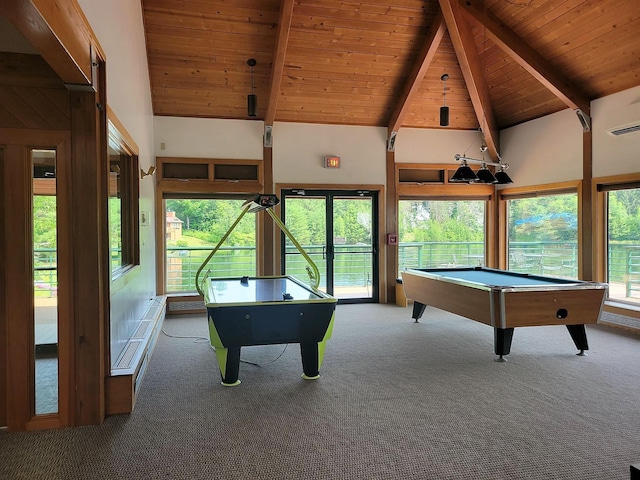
<box><xmin>0</xmin><ymin>129</ymin><xmax>72</xmax><ymax>430</ymax></box>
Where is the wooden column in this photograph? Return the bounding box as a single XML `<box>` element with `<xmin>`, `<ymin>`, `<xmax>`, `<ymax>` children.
<box><xmin>385</xmin><ymin>149</ymin><xmax>397</xmax><ymax>304</ymax></box>
<box><xmin>581</xmin><ymin>129</ymin><xmax>594</xmax><ymax>281</ymax></box>
<box><xmin>69</xmin><ymin>89</ymin><xmax>107</xmax><ymax>425</ymax></box>
<box><xmin>0</xmin><ymin>147</ymin><xmax>5</xmax><ymax>428</ymax></box>
<box><xmin>262</xmin><ymin>144</ymin><xmax>275</xmax><ymax>276</ymax></box>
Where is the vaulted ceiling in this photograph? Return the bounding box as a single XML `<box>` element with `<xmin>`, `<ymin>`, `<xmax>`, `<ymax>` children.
<box><xmin>141</xmin><ymin>0</ymin><xmax>640</xmax><ymax>158</ymax></box>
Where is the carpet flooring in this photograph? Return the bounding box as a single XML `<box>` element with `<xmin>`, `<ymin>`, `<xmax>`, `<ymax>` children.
<box><xmin>1</xmin><ymin>303</ymin><xmax>640</xmax><ymax>479</ymax></box>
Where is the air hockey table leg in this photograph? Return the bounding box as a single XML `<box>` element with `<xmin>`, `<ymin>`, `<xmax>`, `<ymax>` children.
<box><xmin>300</xmin><ymin>342</ymin><xmax>321</xmax><ymax>380</ymax></box>
<box><xmin>215</xmin><ymin>345</ymin><xmax>241</xmax><ymax>386</ymax></box>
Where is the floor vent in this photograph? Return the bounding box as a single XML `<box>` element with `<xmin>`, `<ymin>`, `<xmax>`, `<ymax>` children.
<box><xmin>116</xmin><ymin>341</ymin><xmax>142</xmax><ymax>370</ymax></box>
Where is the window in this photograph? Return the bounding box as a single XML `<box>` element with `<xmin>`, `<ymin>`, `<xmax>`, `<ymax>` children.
<box><xmin>164</xmin><ymin>197</ymin><xmax>257</xmax><ymax>293</ymax></box>
<box><xmin>601</xmin><ymin>183</ymin><xmax>640</xmax><ymax>306</ymax></box>
<box><xmin>398</xmin><ymin>199</ymin><xmax>486</xmax><ymax>274</ymax></box>
<box><xmin>108</xmin><ymin>120</ymin><xmax>139</xmax><ymax>278</ymax></box>
<box><xmin>505</xmin><ymin>192</ymin><xmax>578</xmax><ymax>278</ymax></box>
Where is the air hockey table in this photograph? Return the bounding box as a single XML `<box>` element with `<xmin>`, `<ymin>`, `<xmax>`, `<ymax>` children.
<box><xmin>205</xmin><ymin>275</ymin><xmax>337</xmax><ymax>385</ymax></box>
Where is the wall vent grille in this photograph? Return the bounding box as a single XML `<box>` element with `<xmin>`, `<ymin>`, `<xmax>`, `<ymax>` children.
<box><xmin>168</xmin><ymin>301</ymin><xmax>204</xmax><ymax>312</ymax></box>
<box><xmin>601</xmin><ymin>311</ymin><xmax>640</xmax><ymax>329</ymax></box>
<box><xmin>606</xmin><ymin>123</ymin><xmax>640</xmax><ymax>136</ymax></box>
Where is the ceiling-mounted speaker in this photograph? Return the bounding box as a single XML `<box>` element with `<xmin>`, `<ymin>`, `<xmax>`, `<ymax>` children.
<box><xmin>440</xmin><ymin>106</ymin><xmax>449</xmax><ymax>127</ymax></box>
<box><xmin>247</xmin><ymin>94</ymin><xmax>257</xmax><ymax>117</ymax></box>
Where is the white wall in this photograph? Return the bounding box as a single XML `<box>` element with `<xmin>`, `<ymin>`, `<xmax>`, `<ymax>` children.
<box><xmin>499</xmin><ymin>109</ymin><xmax>584</xmax><ymax>187</ymax></box>
<box><xmin>153</xmin><ymin>117</ymin><xmax>264</xmax><ymax>159</ymax></box>
<box><xmin>592</xmin><ymin>85</ymin><xmax>640</xmax><ymax>178</ymax></box>
<box><xmin>499</xmin><ymin>85</ymin><xmax>640</xmax><ymax>187</ymax></box>
<box><xmin>394</xmin><ymin>128</ymin><xmax>479</xmax><ymax>165</ymax></box>
<box><xmin>77</xmin><ymin>0</ymin><xmax>156</xmax><ymax>362</ymax></box>
<box><xmin>273</xmin><ymin>122</ymin><xmax>387</xmax><ymax>185</ymax></box>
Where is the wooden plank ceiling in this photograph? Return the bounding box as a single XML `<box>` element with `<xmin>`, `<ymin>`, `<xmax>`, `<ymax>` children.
<box><xmin>143</xmin><ymin>0</ymin><xmax>640</xmax><ymax>153</ymax></box>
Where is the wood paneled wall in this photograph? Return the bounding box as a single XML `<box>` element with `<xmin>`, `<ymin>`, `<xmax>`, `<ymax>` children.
<box><xmin>0</xmin><ymin>53</ymin><xmax>70</xmax><ymax>130</ymax></box>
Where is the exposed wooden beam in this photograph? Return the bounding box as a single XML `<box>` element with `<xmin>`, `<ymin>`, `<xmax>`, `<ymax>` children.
<box><xmin>264</xmin><ymin>0</ymin><xmax>295</xmax><ymax>129</ymax></box>
<box><xmin>387</xmin><ymin>11</ymin><xmax>447</xmax><ymax>145</ymax></box>
<box><xmin>0</xmin><ymin>0</ymin><xmax>100</xmax><ymax>87</ymax></box>
<box><xmin>438</xmin><ymin>0</ymin><xmax>500</xmax><ymax>160</ymax></box>
<box><xmin>460</xmin><ymin>0</ymin><xmax>591</xmax><ymax>115</ymax></box>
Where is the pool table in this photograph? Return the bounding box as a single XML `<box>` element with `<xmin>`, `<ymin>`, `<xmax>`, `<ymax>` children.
<box><xmin>401</xmin><ymin>267</ymin><xmax>607</xmax><ymax>360</ymax></box>
<box><xmin>205</xmin><ymin>275</ymin><xmax>337</xmax><ymax>385</ymax></box>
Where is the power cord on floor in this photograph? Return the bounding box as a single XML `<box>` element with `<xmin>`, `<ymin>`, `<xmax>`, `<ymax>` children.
<box><xmin>161</xmin><ymin>327</ymin><xmax>209</xmax><ymax>343</ymax></box>
<box><xmin>162</xmin><ymin>324</ymin><xmax>289</xmax><ymax>367</ymax></box>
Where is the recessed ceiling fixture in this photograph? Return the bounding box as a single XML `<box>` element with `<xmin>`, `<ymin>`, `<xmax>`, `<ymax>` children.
<box><xmin>247</xmin><ymin>58</ymin><xmax>257</xmax><ymax>117</ymax></box>
<box><xmin>440</xmin><ymin>73</ymin><xmax>449</xmax><ymax>127</ymax></box>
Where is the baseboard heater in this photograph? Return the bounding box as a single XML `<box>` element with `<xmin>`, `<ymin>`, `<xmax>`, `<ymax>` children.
<box><xmin>105</xmin><ymin>296</ymin><xmax>167</xmax><ymax>415</ymax></box>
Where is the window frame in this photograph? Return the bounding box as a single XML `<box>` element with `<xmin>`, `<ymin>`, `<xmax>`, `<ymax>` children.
<box><xmin>107</xmin><ymin>112</ymin><xmax>140</xmax><ymax>282</ymax></box>
<box><xmin>497</xmin><ymin>181</ymin><xmax>581</xmax><ymax>272</ymax></box>
<box><xmin>594</xmin><ymin>172</ymin><xmax>640</xmax><ymax>314</ymax></box>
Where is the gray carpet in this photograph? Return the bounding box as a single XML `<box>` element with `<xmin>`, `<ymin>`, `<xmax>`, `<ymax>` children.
<box><xmin>2</xmin><ymin>303</ymin><xmax>640</xmax><ymax>479</ymax></box>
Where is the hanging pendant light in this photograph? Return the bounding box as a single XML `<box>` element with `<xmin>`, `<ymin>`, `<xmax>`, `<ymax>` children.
<box><xmin>440</xmin><ymin>73</ymin><xmax>449</xmax><ymax>127</ymax></box>
<box><xmin>247</xmin><ymin>58</ymin><xmax>257</xmax><ymax>117</ymax></box>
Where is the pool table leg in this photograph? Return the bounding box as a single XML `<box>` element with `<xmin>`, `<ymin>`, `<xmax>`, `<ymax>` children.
<box><xmin>300</xmin><ymin>342</ymin><xmax>320</xmax><ymax>380</ymax></box>
<box><xmin>412</xmin><ymin>302</ymin><xmax>427</xmax><ymax>323</ymax></box>
<box><xmin>494</xmin><ymin>328</ymin><xmax>514</xmax><ymax>362</ymax></box>
<box><xmin>566</xmin><ymin>324</ymin><xmax>589</xmax><ymax>356</ymax></box>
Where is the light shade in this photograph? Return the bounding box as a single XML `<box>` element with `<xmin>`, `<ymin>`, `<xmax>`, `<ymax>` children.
<box><xmin>476</xmin><ymin>166</ymin><xmax>498</xmax><ymax>184</ymax></box>
<box><xmin>450</xmin><ymin>164</ymin><xmax>478</xmax><ymax>183</ymax></box>
<box><xmin>247</xmin><ymin>94</ymin><xmax>257</xmax><ymax>117</ymax></box>
<box><xmin>440</xmin><ymin>106</ymin><xmax>449</xmax><ymax>127</ymax></box>
<box><xmin>495</xmin><ymin>170</ymin><xmax>513</xmax><ymax>184</ymax></box>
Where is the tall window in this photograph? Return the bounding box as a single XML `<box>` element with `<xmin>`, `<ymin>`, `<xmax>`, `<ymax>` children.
<box><xmin>108</xmin><ymin>122</ymin><xmax>139</xmax><ymax>278</ymax></box>
<box><xmin>164</xmin><ymin>197</ymin><xmax>257</xmax><ymax>293</ymax></box>
<box><xmin>506</xmin><ymin>193</ymin><xmax>578</xmax><ymax>278</ymax></box>
<box><xmin>398</xmin><ymin>199</ymin><xmax>486</xmax><ymax>274</ymax></box>
<box><xmin>604</xmin><ymin>185</ymin><xmax>640</xmax><ymax>306</ymax></box>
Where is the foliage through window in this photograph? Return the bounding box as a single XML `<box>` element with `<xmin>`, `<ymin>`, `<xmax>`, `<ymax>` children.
<box><xmin>398</xmin><ymin>200</ymin><xmax>486</xmax><ymax>274</ymax></box>
<box><xmin>506</xmin><ymin>193</ymin><xmax>578</xmax><ymax>278</ymax></box>
<box><xmin>606</xmin><ymin>186</ymin><xmax>640</xmax><ymax>305</ymax></box>
<box><xmin>164</xmin><ymin>198</ymin><xmax>257</xmax><ymax>293</ymax></box>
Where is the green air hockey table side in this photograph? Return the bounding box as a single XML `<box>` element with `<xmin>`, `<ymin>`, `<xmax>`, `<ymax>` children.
<box><xmin>205</xmin><ymin>275</ymin><xmax>337</xmax><ymax>386</ymax></box>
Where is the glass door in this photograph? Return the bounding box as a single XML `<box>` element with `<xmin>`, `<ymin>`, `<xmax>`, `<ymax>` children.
<box><xmin>32</xmin><ymin>149</ymin><xmax>59</xmax><ymax>415</ymax></box>
<box><xmin>281</xmin><ymin>189</ymin><xmax>378</xmax><ymax>303</ymax></box>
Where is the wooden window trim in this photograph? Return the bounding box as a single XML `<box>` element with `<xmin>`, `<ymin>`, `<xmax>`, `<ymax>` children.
<box><xmin>155</xmin><ymin>157</ymin><xmax>264</xmax><ymax>296</ymax></box>
<box><xmin>107</xmin><ymin>110</ymin><xmax>140</xmax><ymax>283</ymax></box>
<box><xmin>497</xmin><ymin>181</ymin><xmax>581</xmax><ymax>272</ymax></box>
<box><xmin>593</xmin><ymin>172</ymin><xmax>640</xmax><ymax>315</ymax></box>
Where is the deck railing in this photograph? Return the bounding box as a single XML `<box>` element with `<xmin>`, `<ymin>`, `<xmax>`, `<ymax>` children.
<box><xmin>33</xmin><ymin>242</ymin><xmax>640</xmax><ymax>302</ymax></box>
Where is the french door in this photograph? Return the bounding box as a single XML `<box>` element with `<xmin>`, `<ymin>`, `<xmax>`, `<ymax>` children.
<box><xmin>280</xmin><ymin>189</ymin><xmax>379</xmax><ymax>303</ymax></box>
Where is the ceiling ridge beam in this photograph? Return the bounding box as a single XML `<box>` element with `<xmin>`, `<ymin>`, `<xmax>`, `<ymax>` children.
<box><xmin>438</xmin><ymin>0</ymin><xmax>500</xmax><ymax>160</ymax></box>
<box><xmin>387</xmin><ymin>10</ymin><xmax>447</xmax><ymax>148</ymax></box>
<box><xmin>264</xmin><ymin>0</ymin><xmax>295</xmax><ymax>133</ymax></box>
<box><xmin>460</xmin><ymin>0</ymin><xmax>591</xmax><ymax>115</ymax></box>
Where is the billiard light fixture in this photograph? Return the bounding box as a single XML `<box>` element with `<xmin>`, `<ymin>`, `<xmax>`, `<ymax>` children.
<box><xmin>450</xmin><ymin>154</ymin><xmax>513</xmax><ymax>184</ymax></box>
